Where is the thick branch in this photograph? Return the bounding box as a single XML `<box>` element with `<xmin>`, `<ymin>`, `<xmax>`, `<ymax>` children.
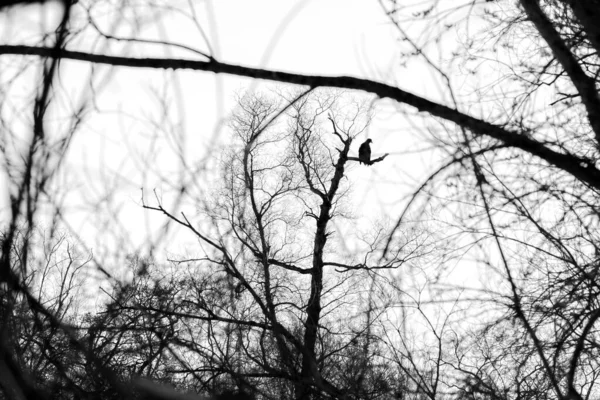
<box><xmin>567</xmin><ymin>1</ymin><xmax>600</xmax><ymax>58</ymax></box>
<box><xmin>520</xmin><ymin>0</ymin><xmax>600</xmax><ymax>144</ymax></box>
<box><xmin>2</xmin><ymin>45</ymin><xmax>600</xmax><ymax>189</ymax></box>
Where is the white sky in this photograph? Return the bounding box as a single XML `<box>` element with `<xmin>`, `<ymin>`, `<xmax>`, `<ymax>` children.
<box><xmin>0</xmin><ymin>0</ymin><xmax>494</xmax><ymax>295</ymax></box>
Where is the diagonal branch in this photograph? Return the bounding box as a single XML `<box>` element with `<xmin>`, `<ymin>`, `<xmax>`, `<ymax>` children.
<box><xmin>520</xmin><ymin>0</ymin><xmax>600</xmax><ymax>144</ymax></box>
<box><xmin>1</xmin><ymin>45</ymin><xmax>600</xmax><ymax>189</ymax></box>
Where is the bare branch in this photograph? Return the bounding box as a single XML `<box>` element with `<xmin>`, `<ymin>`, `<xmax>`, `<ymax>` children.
<box><xmin>2</xmin><ymin>45</ymin><xmax>599</xmax><ymax>190</ymax></box>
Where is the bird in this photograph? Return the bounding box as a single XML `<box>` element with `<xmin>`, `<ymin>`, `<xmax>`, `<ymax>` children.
<box><xmin>358</xmin><ymin>139</ymin><xmax>372</xmax><ymax>165</ymax></box>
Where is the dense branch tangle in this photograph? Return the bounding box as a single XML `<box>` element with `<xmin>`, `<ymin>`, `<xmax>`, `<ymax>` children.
<box><xmin>139</xmin><ymin>91</ymin><xmax>399</xmax><ymax>399</ymax></box>
<box><xmin>4</xmin><ymin>1</ymin><xmax>600</xmax><ymax>399</ymax></box>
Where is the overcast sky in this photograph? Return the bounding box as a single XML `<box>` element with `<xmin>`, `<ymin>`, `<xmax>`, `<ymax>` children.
<box><xmin>0</xmin><ymin>0</ymin><xmax>492</xmax><ymax>287</ymax></box>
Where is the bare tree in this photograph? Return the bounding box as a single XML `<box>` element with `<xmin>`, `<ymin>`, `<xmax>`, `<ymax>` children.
<box><xmin>3</xmin><ymin>1</ymin><xmax>600</xmax><ymax>400</ymax></box>
<box><xmin>0</xmin><ymin>228</ymin><xmax>92</xmax><ymax>399</ymax></box>
<box><xmin>136</xmin><ymin>90</ymin><xmax>403</xmax><ymax>399</ymax></box>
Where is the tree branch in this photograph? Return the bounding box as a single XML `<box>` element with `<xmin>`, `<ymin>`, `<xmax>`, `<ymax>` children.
<box><xmin>520</xmin><ymin>0</ymin><xmax>600</xmax><ymax>144</ymax></box>
<box><xmin>1</xmin><ymin>45</ymin><xmax>598</xmax><ymax>189</ymax></box>
<box><xmin>347</xmin><ymin>154</ymin><xmax>389</xmax><ymax>165</ymax></box>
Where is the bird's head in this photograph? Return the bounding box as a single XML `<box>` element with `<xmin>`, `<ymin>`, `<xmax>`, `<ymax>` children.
<box><xmin>366</xmin><ymin>139</ymin><xmax>373</xmax><ymax>143</ymax></box>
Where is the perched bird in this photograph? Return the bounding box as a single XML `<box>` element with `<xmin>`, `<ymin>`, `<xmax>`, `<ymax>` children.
<box><xmin>358</xmin><ymin>139</ymin><xmax>372</xmax><ymax>165</ymax></box>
